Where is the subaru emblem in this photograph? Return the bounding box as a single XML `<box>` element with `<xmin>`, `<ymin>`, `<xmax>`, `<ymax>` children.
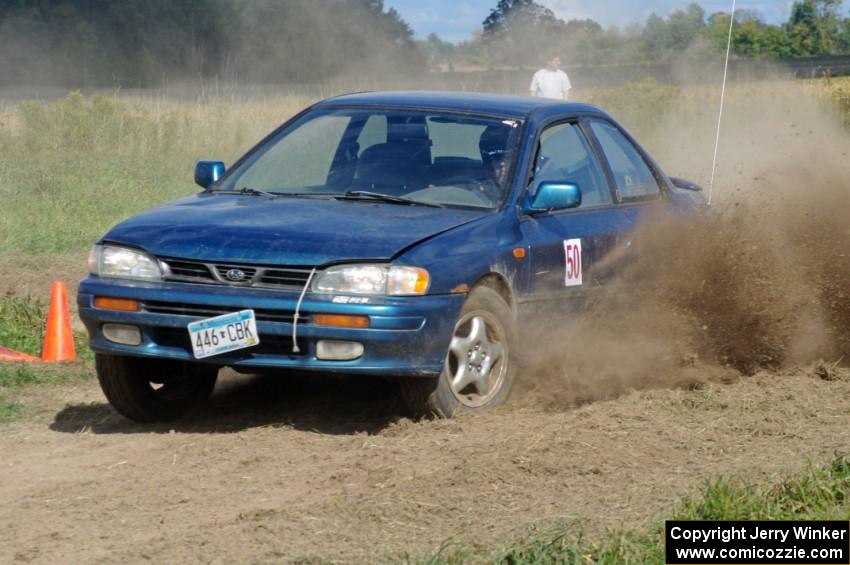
<box><xmin>225</xmin><ymin>269</ymin><xmax>246</xmax><ymax>282</ymax></box>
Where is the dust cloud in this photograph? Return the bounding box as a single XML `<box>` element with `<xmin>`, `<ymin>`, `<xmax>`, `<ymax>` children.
<box><xmin>517</xmin><ymin>79</ymin><xmax>850</xmax><ymax>409</ymax></box>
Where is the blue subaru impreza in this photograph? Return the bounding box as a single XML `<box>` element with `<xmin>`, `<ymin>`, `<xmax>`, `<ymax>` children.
<box><xmin>78</xmin><ymin>91</ymin><xmax>705</xmax><ymax>421</ymax></box>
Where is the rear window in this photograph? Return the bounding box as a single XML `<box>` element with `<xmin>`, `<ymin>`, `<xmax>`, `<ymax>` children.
<box><xmin>427</xmin><ymin>118</ymin><xmax>487</xmax><ymax>161</ymax></box>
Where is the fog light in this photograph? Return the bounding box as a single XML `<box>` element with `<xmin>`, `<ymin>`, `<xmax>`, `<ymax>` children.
<box><xmin>102</xmin><ymin>323</ymin><xmax>142</xmax><ymax>346</ymax></box>
<box><xmin>316</xmin><ymin>340</ymin><xmax>364</xmax><ymax>361</ymax></box>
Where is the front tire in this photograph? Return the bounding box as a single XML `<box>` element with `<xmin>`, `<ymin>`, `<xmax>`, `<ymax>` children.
<box><xmin>400</xmin><ymin>286</ymin><xmax>515</xmax><ymax>418</ymax></box>
<box><xmin>95</xmin><ymin>354</ymin><xmax>218</xmax><ymax>422</ymax></box>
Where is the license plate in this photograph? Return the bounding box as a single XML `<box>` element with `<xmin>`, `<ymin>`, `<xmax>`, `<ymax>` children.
<box><xmin>187</xmin><ymin>310</ymin><xmax>259</xmax><ymax>359</ymax></box>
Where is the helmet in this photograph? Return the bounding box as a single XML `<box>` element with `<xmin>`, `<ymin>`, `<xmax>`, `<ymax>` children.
<box><xmin>479</xmin><ymin>125</ymin><xmax>512</xmax><ymax>160</ymax></box>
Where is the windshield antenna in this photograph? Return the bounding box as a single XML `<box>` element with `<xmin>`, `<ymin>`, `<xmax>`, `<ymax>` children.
<box><xmin>292</xmin><ymin>267</ymin><xmax>317</xmax><ymax>353</ymax></box>
<box><xmin>708</xmin><ymin>0</ymin><xmax>736</xmax><ymax>207</ymax></box>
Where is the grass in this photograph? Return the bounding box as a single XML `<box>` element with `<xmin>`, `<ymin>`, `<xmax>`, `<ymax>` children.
<box><xmin>0</xmin><ymin>77</ymin><xmax>842</xmax><ymax>256</ymax></box>
<box><xmin>0</xmin><ymin>295</ymin><xmax>46</xmax><ymax>354</ymax></box>
<box><xmin>0</xmin><ymin>362</ymin><xmax>91</xmax><ymax>424</ymax></box>
<box><xmin>822</xmin><ymin>76</ymin><xmax>850</xmax><ymax>126</ymax></box>
<box><xmin>0</xmin><ymin>79</ymin><xmax>767</xmax><ymax>256</ymax></box>
<box><xmin>0</xmin><ymin>295</ymin><xmax>91</xmax><ymax>360</ymax></box>
<box><xmin>0</xmin><ymin>363</ymin><xmax>80</xmax><ymax>387</ymax></box>
<box><xmin>0</xmin><ymin>75</ymin><xmax>843</xmax><ymax>418</ymax></box>
<box><xmin>0</xmin><ymin>77</ymin><xmax>845</xmax><ymax>555</ymax></box>
<box><xmin>0</xmin><ymin>295</ymin><xmax>93</xmax><ymax>422</ymax></box>
<box><xmin>0</xmin><ymin>401</ymin><xmax>23</xmax><ymax>423</ymax></box>
<box><xmin>421</xmin><ymin>455</ymin><xmax>850</xmax><ymax>564</ymax></box>
<box><xmin>813</xmin><ymin>358</ymin><xmax>846</xmax><ymax>381</ymax></box>
<box><xmin>0</xmin><ymin>91</ymin><xmax>310</xmax><ymax>254</ymax></box>
<box><xmin>3</xmin><ymin>76</ymin><xmax>840</xmax><ymax>258</ymax></box>
<box><xmin>587</xmin><ymin>78</ymin><xmax>686</xmax><ymax>139</ymax></box>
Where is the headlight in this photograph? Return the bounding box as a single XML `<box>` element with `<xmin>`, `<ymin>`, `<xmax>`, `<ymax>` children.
<box><xmin>89</xmin><ymin>245</ymin><xmax>162</xmax><ymax>280</ymax></box>
<box><xmin>312</xmin><ymin>264</ymin><xmax>429</xmax><ymax>296</ymax></box>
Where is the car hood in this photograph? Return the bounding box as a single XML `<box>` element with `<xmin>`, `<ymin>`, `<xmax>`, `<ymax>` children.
<box><xmin>102</xmin><ymin>193</ymin><xmax>486</xmax><ymax>266</ymax></box>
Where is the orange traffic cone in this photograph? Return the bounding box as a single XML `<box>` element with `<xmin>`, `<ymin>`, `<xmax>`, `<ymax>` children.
<box><xmin>41</xmin><ymin>281</ymin><xmax>76</xmax><ymax>362</ymax></box>
<box><xmin>0</xmin><ymin>345</ymin><xmax>40</xmax><ymax>363</ymax></box>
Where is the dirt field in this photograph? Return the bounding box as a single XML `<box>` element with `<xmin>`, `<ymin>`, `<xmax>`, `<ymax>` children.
<box><xmin>2</xmin><ymin>80</ymin><xmax>849</xmax><ymax>563</ymax></box>
<box><xmin>2</xmin><ymin>367</ymin><xmax>849</xmax><ymax>563</ymax></box>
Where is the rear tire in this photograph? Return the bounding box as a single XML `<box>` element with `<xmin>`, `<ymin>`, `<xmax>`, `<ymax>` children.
<box><xmin>400</xmin><ymin>286</ymin><xmax>515</xmax><ymax>418</ymax></box>
<box><xmin>95</xmin><ymin>354</ymin><xmax>218</xmax><ymax>422</ymax></box>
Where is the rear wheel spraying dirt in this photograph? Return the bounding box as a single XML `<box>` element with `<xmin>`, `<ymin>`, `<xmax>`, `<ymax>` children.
<box><xmin>96</xmin><ymin>354</ymin><xmax>218</xmax><ymax>422</ymax></box>
<box><xmin>400</xmin><ymin>286</ymin><xmax>515</xmax><ymax>417</ymax></box>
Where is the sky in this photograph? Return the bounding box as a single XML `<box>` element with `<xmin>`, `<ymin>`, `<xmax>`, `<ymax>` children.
<box><xmin>384</xmin><ymin>0</ymin><xmax>850</xmax><ymax>43</ymax></box>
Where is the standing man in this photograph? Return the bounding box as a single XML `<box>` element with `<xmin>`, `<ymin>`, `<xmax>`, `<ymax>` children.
<box><xmin>529</xmin><ymin>55</ymin><xmax>572</xmax><ymax>100</ymax></box>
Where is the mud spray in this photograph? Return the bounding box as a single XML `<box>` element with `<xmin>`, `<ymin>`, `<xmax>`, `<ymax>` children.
<box><xmin>518</xmin><ymin>81</ymin><xmax>850</xmax><ymax>409</ymax></box>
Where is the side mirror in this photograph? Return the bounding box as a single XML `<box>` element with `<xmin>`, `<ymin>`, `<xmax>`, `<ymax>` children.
<box><xmin>525</xmin><ymin>181</ymin><xmax>582</xmax><ymax>213</ymax></box>
<box><xmin>195</xmin><ymin>160</ymin><xmax>226</xmax><ymax>189</ymax></box>
<box><xmin>669</xmin><ymin>176</ymin><xmax>702</xmax><ymax>192</ymax></box>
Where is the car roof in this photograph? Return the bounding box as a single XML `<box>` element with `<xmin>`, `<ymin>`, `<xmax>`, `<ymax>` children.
<box><xmin>316</xmin><ymin>91</ymin><xmax>606</xmax><ymax>120</ymax></box>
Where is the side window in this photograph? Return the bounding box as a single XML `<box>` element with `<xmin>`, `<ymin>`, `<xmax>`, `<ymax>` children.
<box><xmin>589</xmin><ymin>119</ymin><xmax>661</xmax><ymax>201</ymax></box>
<box><xmin>535</xmin><ymin>122</ymin><xmax>611</xmax><ymax>208</ymax></box>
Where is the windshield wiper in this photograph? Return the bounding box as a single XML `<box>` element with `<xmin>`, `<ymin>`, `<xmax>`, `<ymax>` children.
<box><xmin>209</xmin><ymin>188</ymin><xmax>336</xmax><ymax>200</ymax></box>
<box><xmin>337</xmin><ymin>191</ymin><xmax>445</xmax><ymax>208</ymax></box>
<box><xmin>207</xmin><ymin>187</ymin><xmax>280</xmax><ymax>198</ymax></box>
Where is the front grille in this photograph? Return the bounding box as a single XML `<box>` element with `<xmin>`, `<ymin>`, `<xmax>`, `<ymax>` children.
<box><xmin>257</xmin><ymin>268</ymin><xmax>314</xmax><ymax>287</ymax></box>
<box><xmin>141</xmin><ymin>301</ymin><xmax>306</xmax><ymax>324</ymax></box>
<box><xmin>163</xmin><ymin>259</ymin><xmax>215</xmax><ymax>281</ymax></box>
<box><xmin>214</xmin><ymin>265</ymin><xmax>259</xmax><ymax>282</ymax></box>
<box><xmin>159</xmin><ymin>258</ymin><xmax>315</xmax><ymax>291</ymax></box>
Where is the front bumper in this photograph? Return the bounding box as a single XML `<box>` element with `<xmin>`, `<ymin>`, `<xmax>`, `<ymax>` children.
<box><xmin>78</xmin><ymin>277</ymin><xmax>465</xmax><ymax>377</ymax></box>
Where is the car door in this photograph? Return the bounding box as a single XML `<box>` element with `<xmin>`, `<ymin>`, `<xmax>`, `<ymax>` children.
<box><xmin>585</xmin><ymin>118</ymin><xmax>673</xmax><ymax>283</ymax></box>
<box><xmin>518</xmin><ymin>119</ymin><xmax>623</xmax><ymax>304</ymax></box>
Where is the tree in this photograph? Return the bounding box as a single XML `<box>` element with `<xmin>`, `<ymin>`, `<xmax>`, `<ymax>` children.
<box><xmin>641</xmin><ymin>3</ymin><xmax>706</xmax><ymax>57</ymax></box>
<box><xmin>666</xmin><ymin>4</ymin><xmax>706</xmax><ymax>51</ymax></box>
<box><xmin>0</xmin><ymin>0</ymin><xmax>425</xmax><ymax>87</ymax></box>
<box><xmin>419</xmin><ymin>33</ymin><xmax>456</xmax><ymax>69</ymax></box>
<box><xmin>0</xmin><ymin>0</ymin><xmax>234</xmax><ymax>86</ymax></box>
<box><xmin>227</xmin><ymin>0</ymin><xmax>423</xmax><ymax>83</ymax></box>
<box><xmin>558</xmin><ymin>19</ymin><xmax>605</xmax><ymax>66</ymax></box>
<box><xmin>705</xmin><ymin>10</ymin><xmax>784</xmax><ymax>58</ymax></box>
<box><xmin>482</xmin><ymin>0</ymin><xmax>559</xmax><ymax>36</ymax></box>
<box><xmin>838</xmin><ymin>17</ymin><xmax>850</xmax><ymax>52</ymax></box>
<box><xmin>481</xmin><ymin>0</ymin><xmax>564</xmax><ymax>67</ymax></box>
<box><xmin>787</xmin><ymin>0</ymin><xmax>843</xmax><ymax>55</ymax></box>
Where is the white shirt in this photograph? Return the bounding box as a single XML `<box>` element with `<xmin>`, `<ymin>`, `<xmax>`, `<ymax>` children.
<box><xmin>530</xmin><ymin>68</ymin><xmax>572</xmax><ymax>100</ymax></box>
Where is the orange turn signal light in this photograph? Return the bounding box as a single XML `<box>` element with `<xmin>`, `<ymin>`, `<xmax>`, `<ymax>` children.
<box><xmin>93</xmin><ymin>296</ymin><xmax>140</xmax><ymax>312</ymax></box>
<box><xmin>413</xmin><ymin>273</ymin><xmax>429</xmax><ymax>294</ymax></box>
<box><xmin>313</xmin><ymin>314</ymin><xmax>370</xmax><ymax>329</ymax></box>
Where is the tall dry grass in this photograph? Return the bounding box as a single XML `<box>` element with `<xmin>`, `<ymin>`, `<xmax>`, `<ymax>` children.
<box><xmin>0</xmin><ymin>91</ymin><xmax>310</xmax><ymax>253</ymax></box>
<box><xmin>0</xmin><ymin>78</ymin><xmax>841</xmax><ymax>255</ymax></box>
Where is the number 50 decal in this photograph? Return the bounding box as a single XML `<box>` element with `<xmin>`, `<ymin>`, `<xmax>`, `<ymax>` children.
<box><xmin>564</xmin><ymin>238</ymin><xmax>582</xmax><ymax>287</ymax></box>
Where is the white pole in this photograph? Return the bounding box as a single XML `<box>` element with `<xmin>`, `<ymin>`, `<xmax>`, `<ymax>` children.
<box><xmin>708</xmin><ymin>0</ymin><xmax>736</xmax><ymax>206</ymax></box>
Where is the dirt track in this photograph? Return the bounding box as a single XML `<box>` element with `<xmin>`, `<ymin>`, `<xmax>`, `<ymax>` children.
<box><xmin>2</xmin><ymin>368</ymin><xmax>849</xmax><ymax>563</ymax></box>
<box><xmin>2</xmin><ymin>82</ymin><xmax>850</xmax><ymax>563</ymax></box>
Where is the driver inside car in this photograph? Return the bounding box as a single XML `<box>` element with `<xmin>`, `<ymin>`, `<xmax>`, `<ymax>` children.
<box><xmin>476</xmin><ymin>124</ymin><xmax>514</xmax><ymax>202</ymax></box>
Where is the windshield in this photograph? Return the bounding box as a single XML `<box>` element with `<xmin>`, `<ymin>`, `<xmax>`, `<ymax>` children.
<box><xmin>218</xmin><ymin>108</ymin><xmax>522</xmax><ymax>209</ymax></box>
